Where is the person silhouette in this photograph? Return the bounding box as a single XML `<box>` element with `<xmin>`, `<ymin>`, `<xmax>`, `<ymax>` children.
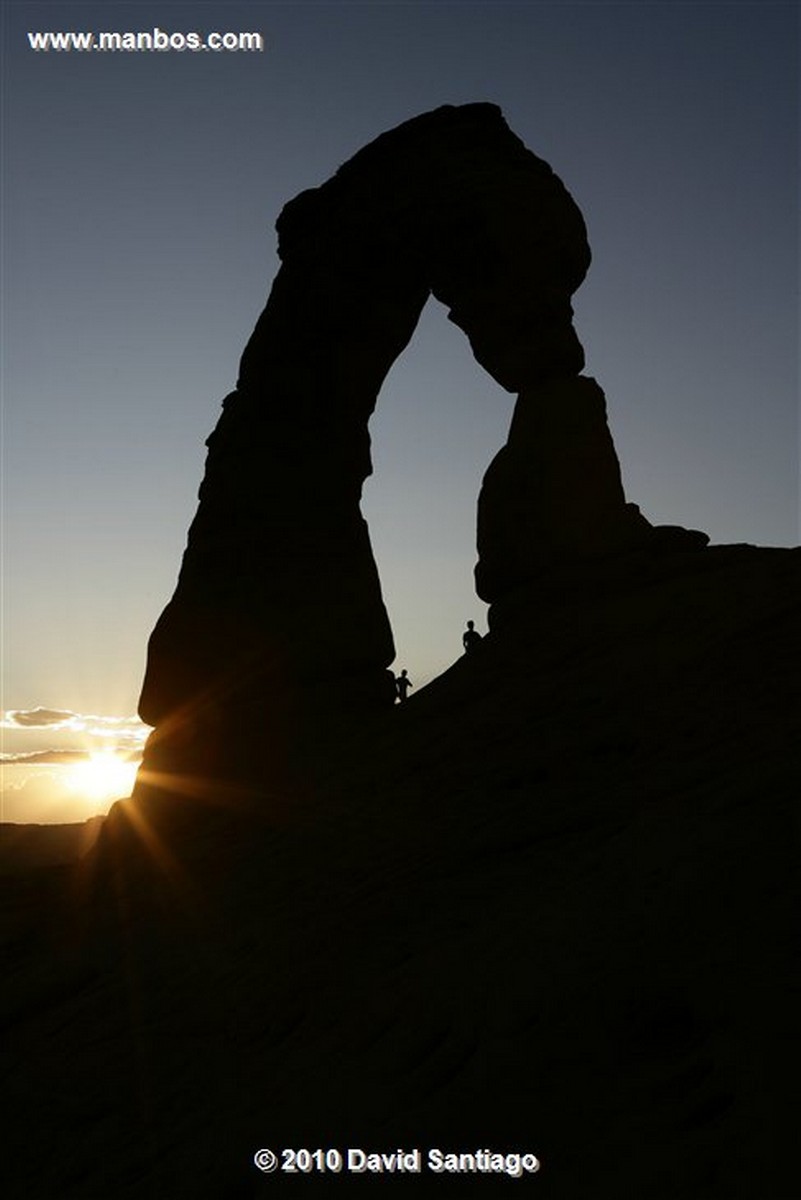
<box><xmin>395</xmin><ymin>669</ymin><xmax>413</xmax><ymax>702</ymax></box>
<box><xmin>462</xmin><ymin>620</ymin><xmax>483</xmax><ymax>654</ymax></box>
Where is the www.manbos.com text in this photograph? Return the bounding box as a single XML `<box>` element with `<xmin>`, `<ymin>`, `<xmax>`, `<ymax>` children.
<box><xmin>27</xmin><ymin>28</ymin><xmax>264</xmax><ymax>53</ymax></box>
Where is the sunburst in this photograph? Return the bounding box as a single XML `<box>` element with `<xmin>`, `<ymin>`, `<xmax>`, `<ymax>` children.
<box><xmin>64</xmin><ymin>750</ymin><xmax>138</xmax><ymax>805</ymax></box>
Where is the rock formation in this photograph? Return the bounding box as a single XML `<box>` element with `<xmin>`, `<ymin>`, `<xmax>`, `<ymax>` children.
<box><xmin>476</xmin><ymin>375</ymin><xmax>709</xmax><ymax>609</ymax></box>
<box><xmin>3</xmin><ymin>105</ymin><xmax>799</xmax><ymax>1200</ymax></box>
<box><xmin>4</xmin><ymin>544</ymin><xmax>800</xmax><ymax>1199</ymax></box>
<box><xmin>137</xmin><ymin>103</ymin><xmax>603</xmax><ymax>780</ymax></box>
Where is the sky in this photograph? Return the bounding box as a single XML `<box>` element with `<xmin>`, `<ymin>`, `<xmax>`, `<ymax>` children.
<box><xmin>1</xmin><ymin>0</ymin><xmax>798</xmax><ymax>822</ymax></box>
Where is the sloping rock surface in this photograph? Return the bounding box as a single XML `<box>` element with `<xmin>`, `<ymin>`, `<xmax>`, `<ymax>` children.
<box><xmin>3</xmin><ymin>545</ymin><xmax>799</xmax><ymax>1198</ymax></box>
<box><xmin>137</xmin><ymin>103</ymin><xmax>591</xmax><ymax>777</ymax></box>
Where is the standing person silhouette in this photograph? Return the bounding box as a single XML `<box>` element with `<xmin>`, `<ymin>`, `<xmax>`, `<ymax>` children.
<box><xmin>395</xmin><ymin>669</ymin><xmax>413</xmax><ymax>702</ymax></box>
<box><xmin>462</xmin><ymin>620</ymin><xmax>483</xmax><ymax>654</ymax></box>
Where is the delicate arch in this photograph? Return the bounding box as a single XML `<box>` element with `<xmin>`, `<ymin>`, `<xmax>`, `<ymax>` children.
<box><xmin>138</xmin><ymin>104</ymin><xmax>592</xmax><ymax>749</ymax></box>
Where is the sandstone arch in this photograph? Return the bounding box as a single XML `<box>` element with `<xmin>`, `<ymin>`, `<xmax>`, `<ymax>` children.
<box><xmin>137</xmin><ymin>104</ymin><xmax>686</xmax><ymax>768</ymax></box>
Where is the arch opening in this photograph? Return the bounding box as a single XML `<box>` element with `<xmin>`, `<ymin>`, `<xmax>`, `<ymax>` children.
<box><xmin>134</xmin><ymin>103</ymin><xmax>704</xmax><ymax>784</ymax></box>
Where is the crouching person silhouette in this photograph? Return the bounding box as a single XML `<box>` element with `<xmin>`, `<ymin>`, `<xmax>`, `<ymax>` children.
<box><xmin>462</xmin><ymin>620</ymin><xmax>483</xmax><ymax>654</ymax></box>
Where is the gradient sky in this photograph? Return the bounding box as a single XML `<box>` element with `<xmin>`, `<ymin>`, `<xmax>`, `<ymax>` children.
<box><xmin>1</xmin><ymin>1</ymin><xmax>798</xmax><ymax>819</ymax></box>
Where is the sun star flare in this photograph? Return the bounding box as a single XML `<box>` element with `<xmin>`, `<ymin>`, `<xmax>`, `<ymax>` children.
<box><xmin>64</xmin><ymin>750</ymin><xmax>138</xmax><ymax>804</ymax></box>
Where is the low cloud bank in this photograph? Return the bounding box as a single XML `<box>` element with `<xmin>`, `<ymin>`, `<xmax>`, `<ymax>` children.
<box><xmin>2</xmin><ymin>708</ymin><xmax>148</xmax><ymax>737</ymax></box>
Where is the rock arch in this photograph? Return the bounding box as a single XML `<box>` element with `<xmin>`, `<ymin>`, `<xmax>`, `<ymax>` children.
<box><xmin>137</xmin><ymin>104</ymin><xmax>686</xmax><ymax>769</ymax></box>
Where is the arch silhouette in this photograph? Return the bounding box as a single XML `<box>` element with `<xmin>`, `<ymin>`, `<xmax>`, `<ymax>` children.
<box><xmin>138</xmin><ymin>104</ymin><xmax>593</xmax><ymax>744</ymax></box>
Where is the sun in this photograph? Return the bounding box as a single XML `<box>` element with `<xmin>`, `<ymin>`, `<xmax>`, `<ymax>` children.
<box><xmin>65</xmin><ymin>750</ymin><xmax>138</xmax><ymax>804</ymax></box>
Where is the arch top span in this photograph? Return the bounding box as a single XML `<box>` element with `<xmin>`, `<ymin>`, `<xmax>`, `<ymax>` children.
<box><xmin>239</xmin><ymin>102</ymin><xmax>590</xmax><ymax>400</ymax></box>
<box><xmin>136</xmin><ymin>104</ymin><xmax>704</xmax><ymax>781</ymax></box>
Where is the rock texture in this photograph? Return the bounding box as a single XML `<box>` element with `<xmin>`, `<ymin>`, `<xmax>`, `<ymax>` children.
<box><xmin>3</xmin><ymin>107</ymin><xmax>798</xmax><ymax>1200</ymax></box>
<box><xmin>476</xmin><ymin>375</ymin><xmax>708</xmax><ymax>603</ymax></box>
<box><xmin>3</xmin><ymin>545</ymin><xmax>800</xmax><ymax>1199</ymax></box>
<box><xmin>137</xmin><ymin>103</ymin><xmax>594</xmax><ymax>780</ymax></box>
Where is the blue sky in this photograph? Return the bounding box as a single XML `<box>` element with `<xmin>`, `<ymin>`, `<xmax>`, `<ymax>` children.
<box><xmin>1</xmin><ymin>1</ymin><xmax>798</xmax><ymax>819</ymax></box>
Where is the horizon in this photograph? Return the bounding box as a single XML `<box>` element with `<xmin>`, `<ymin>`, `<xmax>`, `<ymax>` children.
<box><xmin>2</xmin><ymin>1</ymin><xmax>798</xmax><ymax>824</ymax></box>
<box><xmin>1</xmin><ymin>706</ymin><xmax>147</xmax><ymax>823</ymax></box>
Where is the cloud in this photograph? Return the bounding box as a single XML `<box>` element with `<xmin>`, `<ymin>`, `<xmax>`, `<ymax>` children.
<box><xmin>2</xmin><ymin>708</ymin><xmax>76</xmax><ymax>728</ymax></box>
<box><xmin>1</xmin><ymin>749</ymin><xmax>143</xmax><ymax>766</ymax></box>
<box><xmin>2</xmin><ymin>750</ymin><xmax>87</xmax><ymax>766</ymax></box>
<box><xmin>1</xmin><ymin>708</ymin><xmax>149</xmax><ymax>744</ymax></box>
<box><xmin>0</xmin><ymin>764</ymin><xmax>112</xmax><ymax>822</ymax></box>
<box><xmin>2</xmin><ymin>742</ymin><xmax>141</xmax><ymax>821</ymax></box>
